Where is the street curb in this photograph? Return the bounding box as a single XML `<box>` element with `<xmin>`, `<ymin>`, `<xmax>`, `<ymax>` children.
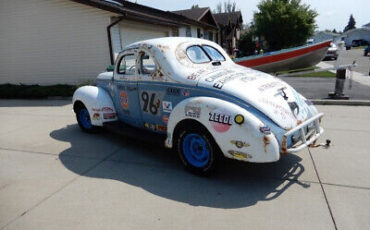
<box><xmin>311</xmin><ymin>99</ymin><xmax>370</xmax><ymax>106</ymax></box>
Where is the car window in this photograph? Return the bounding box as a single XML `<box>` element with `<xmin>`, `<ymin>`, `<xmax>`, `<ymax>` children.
<box><xmin>138</xmin><ymin>51</ymin><xmax>157</xmax><ymax>75</ymax></box>
<box><xmin>186</xmin><ymin>46</ymin><xmax>211</xmax><ymax>64</ymax></box>
<box><xmin>118</xmin><ymin>54</ymin><xmax>136</xmax><ymax>75</ymax></box>
<box><xmin>203</xmin><ymin>45</ymin><xmax>225</xmax><ymax>61</ymax></box>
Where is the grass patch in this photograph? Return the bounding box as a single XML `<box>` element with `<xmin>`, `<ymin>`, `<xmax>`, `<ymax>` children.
<box><xmin>0</xmin><ymin>84</ymin><xmax>78</xmax><ymax>99</ymax></box>
<box><xmin>276</xmin><ymin>66</ymin><xmax>336</xmax><ymax>78</ymax></box>
<box><xmin>293</xmin><ymin>71</ymin><xmax>336</xmax><ymax>78</ymax></box>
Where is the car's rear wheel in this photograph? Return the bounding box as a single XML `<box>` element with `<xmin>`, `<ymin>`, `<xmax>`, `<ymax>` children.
<box><xmin>75</xmin><ymin>103</ymin><xmax>98</xmax><ymax>133</ymax></box>
<box><xmin>175</xmin><ymin>124</ymin><xmax>220</xmax><ymax>175</ymax></box>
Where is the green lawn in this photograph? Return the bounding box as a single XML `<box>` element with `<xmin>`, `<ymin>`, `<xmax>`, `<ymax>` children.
<box><xmin>276</xmin><ymin>66</ymin><xmax>336</xmax><ymax>78</ymax></box>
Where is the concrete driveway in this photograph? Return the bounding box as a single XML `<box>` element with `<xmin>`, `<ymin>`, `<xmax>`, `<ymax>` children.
<box><xmin>0</xmin><ymin>100</ymin><xmax>369</xmax><ymax>230</ymax></box>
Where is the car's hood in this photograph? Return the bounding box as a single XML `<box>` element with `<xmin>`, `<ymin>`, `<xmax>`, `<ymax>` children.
<box><xmin>196</xmin><ymin>66</ymin><xmax>314</xmax><ymax>130</ymax></box>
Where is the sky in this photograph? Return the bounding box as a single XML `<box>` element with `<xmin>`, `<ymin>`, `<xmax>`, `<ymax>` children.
<box><xmin>134</xmin><ymin>0</ymin><xmax>370</xmax><ymax>32</ymax></box>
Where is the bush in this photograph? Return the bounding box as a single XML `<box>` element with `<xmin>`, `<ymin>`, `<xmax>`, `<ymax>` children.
<box><xmin>0</xmin><ymin>84</ymin><xmax>78</xmax><ymax>99</ymax></box>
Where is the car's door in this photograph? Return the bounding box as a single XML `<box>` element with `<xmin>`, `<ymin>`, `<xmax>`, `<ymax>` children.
<box><xmin>113</xmin><ymin>51</ymin><xmax>142</xmax><ymax>127</ymax></box>
<box><xmin>136</xmin><ymin>50</ymin><xmax>168</xmax><ymax>133</ymax></box>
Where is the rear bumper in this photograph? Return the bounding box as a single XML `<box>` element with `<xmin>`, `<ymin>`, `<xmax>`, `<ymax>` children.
<box><xmin>282</xmin><ymin>113</ymin><xmax>324</xmax><ymax>154</ymax></box>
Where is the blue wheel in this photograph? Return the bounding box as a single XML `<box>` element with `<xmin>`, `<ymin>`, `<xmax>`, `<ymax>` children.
<box><xmin>182</xmin><ymin>134</ymin><xmax>210</xmax><ymax>168</ymax></box>
<box><xmin>176</xmin><ymin>125</ymin><xmax>220</xmax><ymax>175</ymax></box>
<box><xmin>75</xmin><ymin>104</ymin><xmax>97</xmax><ymax>133</ymax></box>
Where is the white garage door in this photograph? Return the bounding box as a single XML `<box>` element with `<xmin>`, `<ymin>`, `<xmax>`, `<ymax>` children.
<box><xmin>120</xmin><ymin>25</ymin><xmax>169</xmax><ymax>49</ymax></box>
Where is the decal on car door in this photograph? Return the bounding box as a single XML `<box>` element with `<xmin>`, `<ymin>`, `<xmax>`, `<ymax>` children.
<box><xmin>139</xmin><ymin>90</ymin><xmax>163</xmax><ymax>116</ymax></box>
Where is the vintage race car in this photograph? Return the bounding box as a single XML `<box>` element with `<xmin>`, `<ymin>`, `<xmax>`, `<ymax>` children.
<box><xmin>73</xmin><ymin>37</ymin><xmax>324</xmax><ymax>175</ymax></box>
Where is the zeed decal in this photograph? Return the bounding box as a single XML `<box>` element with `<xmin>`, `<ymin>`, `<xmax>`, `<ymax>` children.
<box><xmin>209</xmin><ymin>109</ymin><xmax>233</xmax><ymax>133</ymax></box>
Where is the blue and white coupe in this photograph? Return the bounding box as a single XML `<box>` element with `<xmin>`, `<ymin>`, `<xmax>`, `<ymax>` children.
<box><xmin>73</xmin><ymin>37</ymin><xmax>324</xmax><ymax>175</ymax></box>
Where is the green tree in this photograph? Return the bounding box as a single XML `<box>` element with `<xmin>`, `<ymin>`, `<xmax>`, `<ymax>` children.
<box><xmin>238</xmin><ymin>31</ymin><xmax>256</xmax><ymax>56</ymax></box>
<box><xmin>254</xmin><ymin>0</ymin><xmax>317</xmax><ymax>51</ymax></box>
<box><xmin>344</xmin><ymin>14</ymin><xmax>356</xmax><ymax>32</ymax></box>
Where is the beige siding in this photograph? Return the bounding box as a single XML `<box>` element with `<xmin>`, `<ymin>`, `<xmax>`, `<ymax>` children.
<box><xmin>119</xmin><ymin>20</ymin><xmax>171</xmax><ymax>49</ymax></box>
<box><xmin>0</xmin><ymin>0</ymin><xmax>117</xmax><ymax>85</ymax></box>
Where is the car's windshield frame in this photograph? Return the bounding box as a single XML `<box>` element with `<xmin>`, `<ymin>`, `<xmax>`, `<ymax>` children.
<box><xmin>186</xmin><ymin>45</ymin><xmax>226</xmax><ymax>64</ymax></box>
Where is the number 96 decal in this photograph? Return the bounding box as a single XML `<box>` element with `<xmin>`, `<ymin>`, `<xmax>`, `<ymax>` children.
<box><xmin>140</xmin><ymin>91</ymin><xmax>162</xmax><ymax>115</ymax></box>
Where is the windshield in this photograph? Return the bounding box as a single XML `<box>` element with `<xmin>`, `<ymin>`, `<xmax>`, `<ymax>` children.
<box><xmin>186</xmin><ymin>45</ymin><xmax>225</xmax><ymax>64</ymax></box>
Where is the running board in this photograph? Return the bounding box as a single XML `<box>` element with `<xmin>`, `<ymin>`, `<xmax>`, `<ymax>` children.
<box><xmin>103</xmin><ymin>121</ymin><xmax>166</xmax><ymax>146</ymax></box>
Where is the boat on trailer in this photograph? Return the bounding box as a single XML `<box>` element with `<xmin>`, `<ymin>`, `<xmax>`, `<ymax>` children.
<box><xmin>234</xmin><ymin>40</ymin><xmax>331</xmax><ymax>73</ymax></box>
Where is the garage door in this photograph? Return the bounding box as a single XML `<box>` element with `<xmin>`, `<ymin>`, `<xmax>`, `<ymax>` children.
<box><xmin>120</xmin><ymin>25</ymin><xmax>169</xmax><ymax>49</ymax></box>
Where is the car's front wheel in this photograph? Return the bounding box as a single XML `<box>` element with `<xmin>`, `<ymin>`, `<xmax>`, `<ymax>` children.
<box><xmin>176</xmin><ymin>125</ymin><xmax>220</xmax><ymax>175</ymax></box>
<box><xmin>75</xmin><ymin>104</ymin><xmax>98</xmax><ymax>133</ymax></box>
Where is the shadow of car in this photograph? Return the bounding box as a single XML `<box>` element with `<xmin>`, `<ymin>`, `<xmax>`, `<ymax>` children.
<box><xmin>50</xmin><ymin>124</ymin><xmax>310</xmax><ymax>209</ymax></box>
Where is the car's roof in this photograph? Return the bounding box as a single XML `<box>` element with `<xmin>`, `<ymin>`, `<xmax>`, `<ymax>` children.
<box><xmin>124</xmin><ymin>37</ymin><xmax>218</xmax><ymax>50</ymax></box>
<box><xmin>121</xmin><ymin>37</ymin><xmax>234</xmax><ymax>85</ymax></box>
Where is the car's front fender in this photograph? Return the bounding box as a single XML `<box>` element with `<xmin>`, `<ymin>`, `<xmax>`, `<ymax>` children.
<box><xmin>72</xmin><ymin>86</ymin><xmax>117</xmax><ymax>126</ymax></box>
<box><xmin>166</xmin><ymin>97</ymin><xmax>280</xmax><ymax>163</ymax></box>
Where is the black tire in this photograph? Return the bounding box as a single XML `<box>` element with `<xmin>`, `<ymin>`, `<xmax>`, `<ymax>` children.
<box><xmin>175</xmin><ymin>125</ymin><xmax>221</xmax><ymax>176</ymax></box>
<box><xmin>75</xmin><ymin>103</ymin><xmax>98</xmax><ymax>133</ymax></box>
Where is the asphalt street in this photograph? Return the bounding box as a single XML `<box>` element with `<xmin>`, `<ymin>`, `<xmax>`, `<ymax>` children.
<box><xmin>278</xmin><ymin>48</ymin><xmax>370</xmax><ymax>100</ymax></box>
<box><xmin>324</xmin><ymin>48</ymin><xmax>370</xmax><ymax>76</ymax></box>
<box><xmin>0</xmin><ymin>100</ymin><xmax>369</xmax><ymax>230</ymax></box>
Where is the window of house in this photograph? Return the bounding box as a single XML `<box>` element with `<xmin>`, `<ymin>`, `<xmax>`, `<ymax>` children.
<box><xmin>172</xmin><ymin>28</ymin><xmax>179</xmax><ymax>37</ymax></box>
<box><xmin>118</xmin><ymin>54</ymin><xmax>136</xmax><ymax>75</ymax></box>
<box><xmin>209</xmin><ymin>32</ymin><xmax>213</xmax><ymax>41</ymax></box>
<box><xmin>203</xmin><ymin>30</ymin><xmax>209</xmax><ymax>39</ymax></box>
<box><xmin>197</xmin><ymin>28</ymin><xmax>201</xmax><ymax>38</ymax></box>
<box><xmin>186</xmin><ymin>46</ymin><xmax>211</xmax><ymax>63</ymax></box>
<box><xmin>186</xmin><ymin>26</ymin><xmax>192</xmax><ymax>37</ymax></box>
<box><xmin>138</xmin><ymin>51</ymin><xmax>157</xmax><ymax>75</ymax></box>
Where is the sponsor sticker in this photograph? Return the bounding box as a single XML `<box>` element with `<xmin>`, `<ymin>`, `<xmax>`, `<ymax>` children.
<box><xmin>103</xmin><ymin>113</ymin><xmax>116</xmax><ymax>119</ymax></box>
<box><xmin>162</xmin><ymin>115</ymin><xmax>169</xmax><ymax>123</ymax></box>
<box><xmin>92</xmin><ymin>113</ymin><xmax>100</xmax><ymax>120</ymax></box>
<box><xmin>166</xmin><ymin>87</ymin><xmax>181</xmax><ymax>96</ymax></box>
<box><xmin>228</xmin><ymin>150</ymin><xmax>252</xmax><ymax>160</ymax></box>
<box><xmin>162</xmin><ymin>101</ymin><xmax>172</xmax><ymax>113</ymax></box>
<box><xmin>185</xmin><ymin>105</ymin><xmax>201</xmax><ymax>118</ymax></box>
<box><xmin>230</xmin><ymin>140</ymin><xmax>250</xmax><ymax>148</ymax></box>
<box><xmin>209</xmin><ymin>109</ymin><xmax>233</xmax><ymax>132</ymax></box>
<box><xmin>101</xmin><ymin>107</ymin><xmax>113</xmax><ymax>112</ymax></box>
<box><xmin>156</xmin><ymin>124</ymin><xmax>167</xmax><ymax>132</ymax></box>
<box><xmin>182</xmin><ymin>89</ymin><xmax>190</xmax><ymax>97</ymax></box>
<box><xmin>120</xmin><ymin>91</ymin><xmax>129</xmax><ymax>109</ymax></box>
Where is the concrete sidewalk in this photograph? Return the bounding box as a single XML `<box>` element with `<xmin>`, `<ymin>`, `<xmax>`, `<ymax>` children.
<box><xmin>0</xmin><ymin>100</ymin><xmax>369</xmax><ymax>230</ymax></box>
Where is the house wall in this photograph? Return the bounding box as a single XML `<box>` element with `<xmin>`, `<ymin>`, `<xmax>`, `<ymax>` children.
<box><xmin>344</xmin><ymin>29</ymin><xmax>370</xmax><ymax>46</ymax></box>
<box><xmin>178</xmin><ymin>26</ymin><xmax>218</xmax><ymax>43</ymax></box>
<box><xmin>119</xmin><ymin>20</ymin><xmax>172</xmax><ymax>49</ymax></box>
<box><xmin>0</xmin><ymin>0</ymin><xmax>116</xmax><ymax>85</ymax></box>
<box><xmin>312</xmin><ymin>33</ymin><xmax>340</xmax><ymax>43</ymax></box>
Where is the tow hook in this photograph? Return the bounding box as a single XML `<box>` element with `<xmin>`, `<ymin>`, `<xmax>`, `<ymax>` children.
<box><xmin>308</xmin><ymin>139</ymin><xmax>331</xmax><ymax>149</ymax></box>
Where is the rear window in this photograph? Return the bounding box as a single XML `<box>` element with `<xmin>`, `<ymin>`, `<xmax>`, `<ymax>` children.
<box><xmin>186</xmin><ymin>45</ymin><xmax>225</xmax><ymax>64</ymax></box>
<box><xmin>203</xmin><ymin>45</ymin><xmax>225</xmax><ymax>61</ymax></box>
<box><xmin>186</xmin><ymin>46</ymin><xmax>211</xmax><ymax>63</ymax></box>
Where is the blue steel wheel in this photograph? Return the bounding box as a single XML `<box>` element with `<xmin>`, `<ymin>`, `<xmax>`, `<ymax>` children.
<box><xmin>76</xmin><ymin>104</ymin><xmax>97</xmax><ymax>133</ymax></box>
<box><xmin>177</xmin><ymin>126</ymin><xmax>220</xmax><ymax>175</ymax></box>
<box><xmin>182</xmin><ymin>134</ymin><xmax>210</xmax><ymax>168</ymax></box>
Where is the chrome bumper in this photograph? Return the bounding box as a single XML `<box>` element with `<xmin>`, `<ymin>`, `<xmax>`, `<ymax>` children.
<box><xmin>282</xmin><ymin>113</ymin><xmax>324</xmax><ymax>154</ymax></box>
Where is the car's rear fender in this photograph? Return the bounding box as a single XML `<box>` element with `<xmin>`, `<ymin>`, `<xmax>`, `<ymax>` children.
<box><xmin>72</xmin><ymin>86</ymin><xmax>117</xmax><ymax>126</ymax></box>
<box><xmin>166</xmin><ymin>97</ymin><xmax>280</xmax><ymax>163</ymax></box>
